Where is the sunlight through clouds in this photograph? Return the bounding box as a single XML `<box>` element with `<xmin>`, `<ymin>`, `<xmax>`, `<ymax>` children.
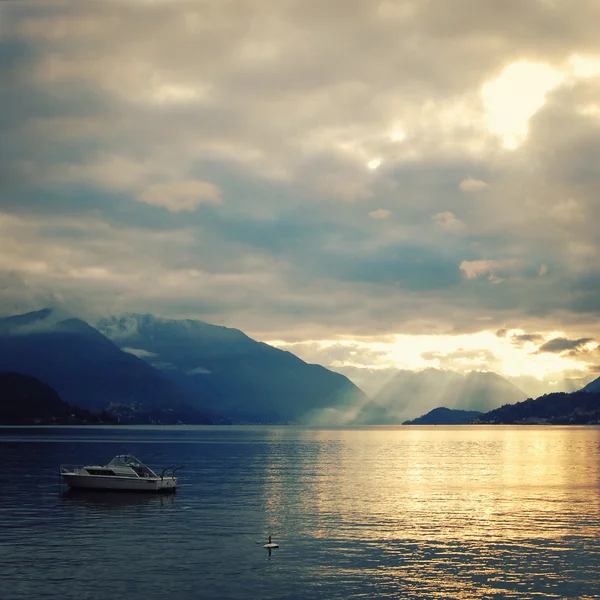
<box><xmin>388</xmin><ymin>125</ymin><xmax>406</xmax><ymax>142</ymax></box>
<box><xmin>269</xmin><ymin>330</ymin><xmax>593</xmax><ymax>385</ymax></box>
<box><xmin>481</xmin><ymin>61</ymin><xmax>565</xmax><ymax>149</ymax></box>
<box><xmin>568</xmin><ymin>54</ymin><xmax>600</xmax><ymax>78</ymax></box>
<box><xmin>3</xmin><ymin>0</ymin><xmax>600</xmax><ymax>394</ymax></box>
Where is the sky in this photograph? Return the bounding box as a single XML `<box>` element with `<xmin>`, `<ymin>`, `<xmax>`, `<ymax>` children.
<box><xmin>1</xmin><ymin>0</ymin><xmax>600</xmax><ymax>396</ymax></box>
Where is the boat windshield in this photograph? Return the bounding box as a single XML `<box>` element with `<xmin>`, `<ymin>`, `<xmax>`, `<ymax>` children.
<box><xmin>106</xmin><ymin>455</ymin><xmax>157</xmax><ymax>477</ymax></box>
<box><xmin>107</xmin><ymin>455</ymin><xmax>146</xmax><ymax>468</ymax></box>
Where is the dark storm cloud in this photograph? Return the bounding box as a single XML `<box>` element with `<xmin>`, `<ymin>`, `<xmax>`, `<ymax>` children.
<box><xmin>511</xmin><ymin>333</ymin><xmax>545</xmax><ymax>346</ymax></box>
<box><xmin>537</xmin><ymin>337</ymin><xmax>595</xmax><ymax>354</ymax></box>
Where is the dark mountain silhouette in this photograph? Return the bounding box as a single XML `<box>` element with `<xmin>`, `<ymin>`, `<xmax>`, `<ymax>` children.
<box><xmin>582</xmin><ymin>375</ymin><xmax>600</xmax><ymax>394</ymax></box>
<box><xmin>474</xmin><ymin>390</ymin><xmax>600</xmax><ymax>424</ymax></box>
<box><xmin>0</xmin><ymin>372</ymin><xmax>117</xmax><ymax>425</ymax></box>
<box><xmin>0</xmin><ymin>309</ymin><xmax>223</xmax><ymax>424</ymax></box>
<box><xmin>373</xmin><ymin>368</ymin><xmax>527</xmax><ymax>422</ymax></box>
<box><xmin>95</xmin><ymin>313</ymin><xmax>375</xmax><ymax>424</ymax></box>
<box><xmin>403</xmin><ymin>407</ymin><xmax>482</xmax><ymax>425</ymax></box>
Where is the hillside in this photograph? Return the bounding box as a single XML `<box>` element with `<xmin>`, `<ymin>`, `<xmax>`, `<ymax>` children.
<box><xmin>403</xmin><ymin>407</ymin><xmax>482</xmax><ymax>425</ymax></box>
<box><xmin>0</xmin><ymin>309</ymin><xmax>223</xmax><ymax>424</ymax></box>
<box><xmin>474</xmin><ymin>391</ymin><xmax>600</xmax><ymax>425</ymax></box>
<box><xmin>582</xmin><ymin>375</ymin><xmax>600</xmax><ymax>394</ymax></box>
<box><xmin>95</xmin><ymin>313</ymin><xmax>376</xmax><ymax>424</ymax></box>
<box><xmin>0</xmin><ymin>372</ymin><xmax>118</xmax><ymax>425</ymax></box>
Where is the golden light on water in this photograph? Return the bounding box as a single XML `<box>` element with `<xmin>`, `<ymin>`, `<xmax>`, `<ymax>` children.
<box><xmin>261</xmin><ymin>426</ymin><xmax>600</xmax><ymax>549</ymax></box>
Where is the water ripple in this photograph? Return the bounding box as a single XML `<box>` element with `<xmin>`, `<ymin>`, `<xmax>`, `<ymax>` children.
<box><xmin>0</xmin><ymin>425</ymin><xmax>599</xmax><ymax>599</ymax></box>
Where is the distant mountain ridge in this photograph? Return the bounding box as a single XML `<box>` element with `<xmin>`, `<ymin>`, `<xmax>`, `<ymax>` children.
<box><xmin>95</xmin><ymin>313</ymin><xmax>376</xmax><ymax>424</ymax></box>
<box><xmin>0</xmin><ymin>309</ymin><xmax>221</xmax><ymax>424</ymax></box>
<box><xmin>474</xmin><ymin>390</ymin><xmax>600</xmax><ymax>425</ymax></box>
<box><xmin>400</xmin><ymin>382</ymin><xmax>600</xmax><ymax>426</ymax></box>
<box><xmin>582</xmin><ymin>376</ymin><xmax>600</xmax><ymax>394</ymax></box>
<box><xmin>4</xmin><ymin>307</ymin><xmax>591</xmax><ymax>427</ymax></box>
<box><xmin>372</xmin><ymin>368</ymin><xmax>528</xmax><ymax>422</ymax></box>
<box><xmin>403</xmin><ymin>407</ymin><xmax>482</xmax><ymax>425</ymax></box>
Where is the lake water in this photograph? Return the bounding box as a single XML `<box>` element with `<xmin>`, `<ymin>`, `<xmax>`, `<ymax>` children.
<box><xmin>1</xmin><ymin>425</ymin><xmax>599</xmax><ymax>599</ymax></box>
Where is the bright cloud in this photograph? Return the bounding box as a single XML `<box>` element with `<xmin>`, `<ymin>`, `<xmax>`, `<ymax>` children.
<box><xmin>388</xmin><ymin>126</ymin><xmax>406</xmax><ymax>142</ymax></box>
<box><xmin>481</xmin><ymin>61</ymin><xmax>565</xmax><ymax>149</ymax></box>
<box><xmin>138</xmin><ymin>180</ymin><xmax>222</xmax><ymax>212</ymax></box>
<box><xmin>459</xmin><ymin>259</ymin><xmax>521</xmax><ymax>281</ymax></box>
<box><xmin>269</xmin><ymin>329</ymin><xmax>596</xmax><ymax>392</ymax></box>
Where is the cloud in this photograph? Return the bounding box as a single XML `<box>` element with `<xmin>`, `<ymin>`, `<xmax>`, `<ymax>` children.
<box><xmin>481</xmin><ymin>61</ymin><xmax>565</xmax><ymax>149</ymax></box>
<box><xmin>186</xmin><ymin>366</ymin><xmax>212</xmax><ymax>375</ymax></box>
<box><xmin>508</xmin><ymin>371</ymin><xmax>596</xmax><ymax>397</ymax></box>
<box><xmin>268</xmin><ymin>339</ymin><xmax>395</xmax><ymax>370</ymax></box>
<box><xmin>369</xmin><ymin>208</ymin><xmax>392</xmax><ymax>220</ymax></box>
<box><xmin>432</xmin><ymin>211</ymin><xmax>466</xmax><ymax>233</ymax></box>
<box><xmin>2</xmin><ymin>0</ymin><xmax>600</xmax><ymax>376</ymax></box>
<box><xmin>138</xmin><ymin>180</ymin><xmax>222</xmax><ymax>212</ymax></box>
<box><xmin>459</xmin><ymin>259</ymin><xmax>521</xmax><ymax>281</ymax></box>
<box><xmin>548</xmin><ymin>198</ymin><xmax>583</xmax><ymax>223</ymax></box>
<box><xmin>122</xmin><ymin>347</ymin><xmax>158</xmax><ymax>359</ymax></box>
<box><xmin>313</xmin><ymin>173</ymin><xmax>374</xmax><ymax>200</ymax></box>
<box><xmin>510</xmin><ymin>333</ymin><xmax>544</xmax><ymax>346</ymax></box>
<box><xmin>150</xmin><ymin>361</ymin><xmax>177</xmax><ymax>370</ymax></box>
<box><xmin>537</xmin><ymin>337</ymin><xmax>595</xmax><ymax>354</ymax></box>
<box><xmin>421</xmin><ymin>348</ymin><xmax>501</xmax><ymax>371</ymax></box>
<box><xmin>459</xmin><ymin>177</ymin><xmax>490</xmax><ymax>192</ymax></box>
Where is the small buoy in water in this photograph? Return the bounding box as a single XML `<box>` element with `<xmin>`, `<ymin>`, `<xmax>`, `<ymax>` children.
<box><xmin>263</xmin><ymin>535</ymin><xmax>279</xmax><ymax>549</ymax></box>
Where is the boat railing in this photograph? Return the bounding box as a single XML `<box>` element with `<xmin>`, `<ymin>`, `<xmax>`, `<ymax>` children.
<box><xmin>160</xmin><ymin>465</ymin><xmax>185</xmax><ymax>479</ymax></box>
<box><xmin>60</xmin><ymin>464</ymin><xmax>83</xmax><ymax>474</ymax></box>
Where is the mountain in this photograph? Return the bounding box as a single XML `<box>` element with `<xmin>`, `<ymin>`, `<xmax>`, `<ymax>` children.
<box><xmin>373</xmin><ymin>368</ymin><xmax>528</xmax><ymax>422</ymax></box>
<box><xmin>95</xmin><ymin>313</ymin><xmax>374</xmax><ymax>424</ymax></box>
<box><xmin>0</xmin><ymin>309</ymin><xmax>223</xmax><ymax>424</ymax></box>
<box><xmin>582</xmin><ymin>375</ymin><xmax>600</xmax><ymax>394</ymax></box>
<box><xmin>474</xmin><ymin>391</ymin><xmax>600</xmax><ymax>424</ymax></box>
<box><xmin>0</xmin><ymin>372</ymin><xmax>117</xmax><ymax>425</ymax></box>
<box><xmin>403</xmin><ymin>407</ymin><xmax>482</xmax><ymax>425</ymax></box>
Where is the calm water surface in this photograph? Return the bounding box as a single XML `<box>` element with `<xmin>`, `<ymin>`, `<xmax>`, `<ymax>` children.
<box><xmin>1</xmin><ymin>425</ymin><xmax>599</xmax><ymax>599</ymax></box>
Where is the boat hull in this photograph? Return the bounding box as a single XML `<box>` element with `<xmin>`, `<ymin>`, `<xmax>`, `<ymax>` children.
<box><xmin>62</xmin><ymin>474</ymin><xmax>177</xmax><ymax>493</ymax></box>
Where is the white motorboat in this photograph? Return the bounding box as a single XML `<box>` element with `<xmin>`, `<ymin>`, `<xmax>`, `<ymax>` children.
<box><xmin>60</xmin><ymin>455</ymin><xmax>183</xmax><ymax>493</ymax></box>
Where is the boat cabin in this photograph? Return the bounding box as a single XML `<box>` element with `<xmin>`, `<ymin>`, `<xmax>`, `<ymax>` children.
<box><xmin>81</xmin><ymin>455</ymin><xmax>159</xmax><ymax>478</ymax></box>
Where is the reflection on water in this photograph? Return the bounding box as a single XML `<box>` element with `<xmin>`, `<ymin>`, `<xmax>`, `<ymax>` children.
<box><xmin>1</xmin><ymin>425</ymin><xmax>599</xmax><ymax>599</ymax></box>
<box><xmin>60</xmin><ymin>489</ymin><xmax>177</xmax><ymax>511</ymax></box>
<box><xmin>259</xmin><ymin>426</ymin><xmax>600</xmax><ymax>598</ymax></box>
